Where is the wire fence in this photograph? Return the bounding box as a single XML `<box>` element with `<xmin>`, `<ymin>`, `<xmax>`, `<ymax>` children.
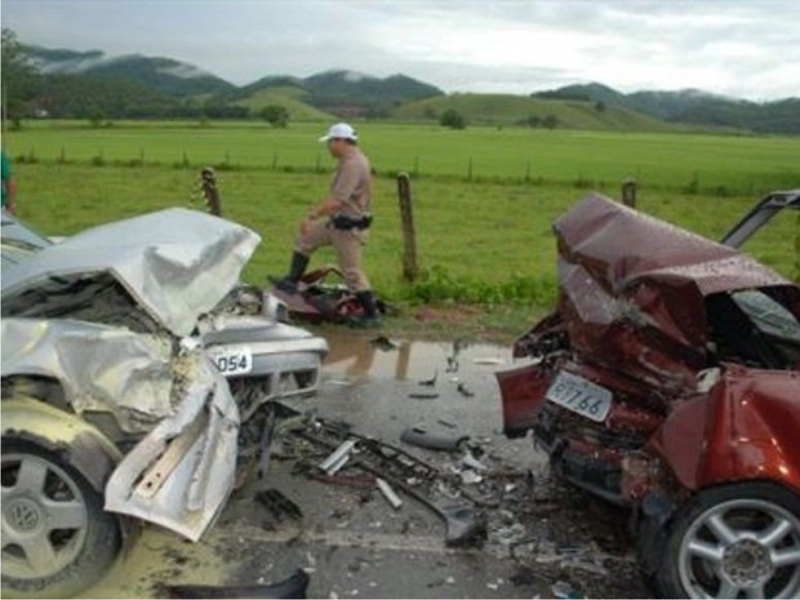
<box><xmin>12</xmin><ymin>145</ymin><xmax>792</xmax><ymax>198</ymax></box>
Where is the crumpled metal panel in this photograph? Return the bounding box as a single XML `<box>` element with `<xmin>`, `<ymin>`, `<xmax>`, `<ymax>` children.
<box><xmin>650</xmin><ymin>365</ymin><xmax>800</xmax><ymax>496</ymax></box>
<box><xmin>553</xmin><ymin>194</ymin><xmax>797</xmax><ymax>386</ymax></box>
<box><xmin>1</xmin><ymin>208</ymin><xmax>260</xmax><ymax>337</ymax></box>
<box><xmin>1</xmin><ymin>318</ymin><xmax>175</xmax><ymax>433</ymax></box>
<box><xmin>554</xmin><ymin>193</ymin><xmax>789</xmax><ymax>296</ymax></box>
<box><xmin>104</xmin><ymin>352</ymin><xmax>240</xmax><ymax>541</ymax></box>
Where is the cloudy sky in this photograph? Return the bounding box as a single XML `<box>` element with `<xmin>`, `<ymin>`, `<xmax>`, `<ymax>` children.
<box><xmin>3</xmin><ymin>0</ymin><xmax>799</xmax><ymax>101</ymax></box>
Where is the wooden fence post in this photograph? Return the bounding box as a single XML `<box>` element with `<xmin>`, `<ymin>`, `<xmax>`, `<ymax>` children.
<box><xmin>200</xmin><ymin>167</ymin><xmax>222</xmax><ymax>216</ymax></box>
<box><xmin>397</xmin><ymin>172</ymin><xmax>419</xmax><ymax>282</ymax></box>
<box><xmin>622</xmin><ymin>178</ymin><xmax>637</xmax><ymax>208</ymax></box>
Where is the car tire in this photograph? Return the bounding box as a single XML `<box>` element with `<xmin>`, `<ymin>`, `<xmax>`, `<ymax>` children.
<box><xmin>652</xmin><ymin>482</ymin><xmax>800</xmax><ymax>599</ymax></box>
<box><xmin>1</xmin><ymin>440</ymin><xmax>122</xmax><ymax>599</ymax></box>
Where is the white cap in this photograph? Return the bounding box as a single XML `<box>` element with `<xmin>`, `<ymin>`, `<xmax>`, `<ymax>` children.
<box><xmin>319</xmin><ymin>122</ymin><xmax>358</xmax><ymax>142</ymax></box>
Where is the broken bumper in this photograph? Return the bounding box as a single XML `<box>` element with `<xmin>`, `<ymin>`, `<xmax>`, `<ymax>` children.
<box><xmin>201</xmin><ymin>317</ymin><xmax>329</xmax><ymax>418</ymax></box>
<box><xmin>104</xmin><ymin>356</ymin><xmax>240</xmax><ymax>542</ymax></box>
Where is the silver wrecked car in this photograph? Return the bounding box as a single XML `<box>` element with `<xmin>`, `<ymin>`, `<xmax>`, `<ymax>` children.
<box><xmin>0</xmin><ymin>208</ymin><xmax>328</xmax><ymax>597</ymax></box>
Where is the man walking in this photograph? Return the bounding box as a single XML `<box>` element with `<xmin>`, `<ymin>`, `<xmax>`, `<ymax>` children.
<box><xmin>270</xmin><ymin>123</ymin><xmax>380</xmax><ymax>326</ymax></box>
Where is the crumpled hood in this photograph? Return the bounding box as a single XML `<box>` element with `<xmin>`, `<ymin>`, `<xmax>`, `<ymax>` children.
<box><xmin>1</xmin><ymin>208</ymin><xmax>261</xmax><ymax>337</ymax></box>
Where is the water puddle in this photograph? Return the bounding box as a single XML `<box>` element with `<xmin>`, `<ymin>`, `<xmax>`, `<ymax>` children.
<box><xmin>321</xmin><ymin>331</ymin><xmax>511</xmax><ymax>383</ymax></box>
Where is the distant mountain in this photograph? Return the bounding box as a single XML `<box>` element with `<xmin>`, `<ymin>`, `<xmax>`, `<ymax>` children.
<box><xmin>24</xmin><ymin>45</ymin><xmax>235</xmax><ymax>97</ymax></box>
<box><xmin>12</xmin><ymin>40</ymin><xmax>798</xmax><ymax>132</ymax></box>
<box><xmin>533</xmin><ymin>83</ymin><xmax>800</xmax><ymax>134</ymax></box>
<box><xmin>237</xmin><ymin>70</ymin><xmax>444</xmax><ymax>117</ymax></box>
<box><xmin>304</xmin><ymin>70</ymin><xmax>442</xmax><ymax>109</ymax></box>
<box><xmin>23</xmin><ymin>44</ymin><xmax>443</xmax><ymax>119</ymax></box>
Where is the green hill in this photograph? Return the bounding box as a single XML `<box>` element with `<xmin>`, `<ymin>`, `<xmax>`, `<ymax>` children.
<box><xmin>231</xmin><ymin>86</ymin><xmax>334</xmax><ymax>122</ymax></box>
<box><xmin>394</xmin><ymin>93</ymin><xmax>676</xmax><ymax>131</ymax></box>
<box><xmin>537</xmin><ymin>83</ymin><xmax>800</xmax><ymax>134</ymax></box>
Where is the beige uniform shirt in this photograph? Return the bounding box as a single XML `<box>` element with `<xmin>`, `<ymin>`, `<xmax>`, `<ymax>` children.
<box><xmin>330</xmin><ymin>149</ymin><xmax>372</xmax><ymax>219</ymax></box>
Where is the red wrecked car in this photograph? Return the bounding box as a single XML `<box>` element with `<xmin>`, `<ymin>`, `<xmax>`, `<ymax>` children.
<box><xmin>497</xmin><ymin>191</ymin><xmax>800</xmax><ymax>598</ymax></box>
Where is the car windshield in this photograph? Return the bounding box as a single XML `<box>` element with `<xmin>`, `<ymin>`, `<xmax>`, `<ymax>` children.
<box><xmin>732</xmin><ymin>289</ymin><xmax>800</xmax><ymax>346</ymax></box>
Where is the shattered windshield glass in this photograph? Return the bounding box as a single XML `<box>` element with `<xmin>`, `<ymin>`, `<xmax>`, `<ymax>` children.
<box><xmin>732</xmin><ymin>289</ymin><xmax>800</xmax><ymax>345</ymax></box>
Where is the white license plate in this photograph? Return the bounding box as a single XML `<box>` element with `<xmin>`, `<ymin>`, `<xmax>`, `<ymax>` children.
<box><xmin>209</xmin><ymin>347</ymin><xmax>253</xmax><ymax>376</ymax></box>
<box><xmin>545</xmin><ymin>371</ymin><xmax>612</xmax><ymax>423</ymax></box>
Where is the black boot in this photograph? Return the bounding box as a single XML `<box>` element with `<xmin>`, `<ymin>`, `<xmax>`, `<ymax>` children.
<box><xmin>353</xmin><ymin>290</ymin><xmax>382</xmax><ymax>328</ymax></box>
<box><xmin>268</xmin><ymin>252</ymin><xmax>309</xmax><ymax>294</ymax></box>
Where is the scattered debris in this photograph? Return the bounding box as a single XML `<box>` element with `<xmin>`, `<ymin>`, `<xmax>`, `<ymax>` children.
<box><xmin>436</xmin><ymin>504</ymin><xmax>488</xmax><ymax>547</ymax></box>
<box><xmin>319</xmin><ymin>439</ymin><xmax>358</xmax><ymax>475</ymax></box>
<box><xmin>376</xmin><ymin>478</ymin><xmax>403</xmax><ymax>510</ymax></box>
<box><xmin>400</xmin><ymin>427</ymin><xmax>469</xmax><ymax>452</ymax></box>
<box><xmin>437</xmin><ymin>419</ymin><xmax>457</xmax><ymax>429</ymax></box>
<box><xmin>459</xmin><ymin>470</ymin><xmax>483</xmax><ymax>485</ymax></box>
<box><xmin>158</xmin><ymin>568</ymin><xmax>310</xmax><ymax>599</ymax></box>
<box><xmin>254</xmin><ymin>489</ymin><xmax>303</xmax><ymax>522</ymax></box>
<box><xmin>493</xmin><ymin>522</ymin><xmax>528</xmax><ymax>546</ymax></box>
<box><xmin>473</xmin><ymin>357</ymin><xmax>503</xmax><ymax>365</ymax></box>
<box><xmin>456</xmin><ymin>383</ymin><xmax>475</xmax><ymax>397</ymax></box>
<box><xmin>460</xmin><ymin>450</ymin><xmax>489</xmax><ymax>472</ymax></box>
<box><xmin>418</xmin><ymin>371</ymin><xmax>438</xmax><ymax>386</ymax></box>
<box><xmin>285</xmin><ymin>408</ymin><xmax>488</xmax><ymax>547</ymax></box>
<box><xmin>407</xmin><ymin>392</ymin><xmax>440</xmax><ymax>400</ymax></box>
<box><xmin>551</xmin><ymin>580</ymin><xmax>583</xmax><ymax>599</ymax></box>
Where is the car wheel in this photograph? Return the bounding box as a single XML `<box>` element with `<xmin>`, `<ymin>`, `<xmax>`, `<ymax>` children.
<box><xmin>1</xmin><ymin>440</ymin><xmax>122</xmax><ymax>598</ymax></box>
<box><xmin>654</xmin><ymin>482</ymin><xmax>800</xmax><ymax>599</ymax></box>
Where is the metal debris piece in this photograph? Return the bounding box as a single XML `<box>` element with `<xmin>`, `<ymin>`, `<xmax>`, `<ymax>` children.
<box><xmin>376</xmin><ymin>478</ymin><xmax>403</xmax><ymax>510</ymax></box>
<box><xmin>408</xmin><ymin>392</ymin><xmax>439</xmax><ymax>400</ymax></box>
<box><xmin>158</xmin><ymin>568</ymin><xmax>310</xmax><ymax>599</ymax></box>
<box><xmin>437</xmin><ymin>419</ymin><xmax>457</xmax><ymax>429</ymax></box>
<box><xmin>288</xmin><ymin>411</ymin><xmax>488</xmax><ymax>547</ymax></box>
<box><xmin>255</xmin><ymin>489</ymin><xmax>303</xmax><ymax>521</ymax></box>
<box><xmin>456</xmin><ymin>383</ymin><xmax>475</xmax><ymax>398</ymax></box>
<box><xmin>418</xmin><ymin>370</ymin><xmax>438</xmax><ymax>386</ymax></box>
<box><xmin>551</xmin><ymin>580</ymin><xmax>583</xmax><ymax>599</ymax></box>
<box><xmin>460</xmin><ymin>471</ymin><xmax>483</xmax><ymax>485</ymax></box>
<box><xmin>473</xmin><ymin>357</ymin><xmax>503</xmax><ymax>365</ymax></box>
<box><xmin>400</xmin><ymin>427</ymin><xmax>469</xmax><ymax>452</ymax></box>
<box><xmin>438</xmin><ymin>504</ymin><xmax>488</xmax><ymax>546</ymax></box>
<box><xmin>319</xmin><ymin>439</ymin><xmax>357</xmax><ymax>475</ymax></box>
<box><xmin>460</xmin><ymin>451</ymin><xmax>489</xmax><ymax>472</ymax></box>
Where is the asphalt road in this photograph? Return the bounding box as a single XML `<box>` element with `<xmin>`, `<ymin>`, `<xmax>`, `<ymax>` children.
<box><xmin>85</xmin><ymin>331</ymin><xmax>650</xmax><ymax>599</ymax></box>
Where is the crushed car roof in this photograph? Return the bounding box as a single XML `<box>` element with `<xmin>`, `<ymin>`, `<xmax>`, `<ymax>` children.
<box><xmin>1</xmin><ymin>208</ymin><xmax>261</xmax><ymax>337</ymax></box>
<box><xmin>555</xmin><ymin>193</ymin><xmax>792</xmax><ymax>297</ymax></box>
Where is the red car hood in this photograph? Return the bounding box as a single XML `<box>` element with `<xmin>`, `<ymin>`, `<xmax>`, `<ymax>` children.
<box><xmin>554</xmin><ymin>194</ymin><xmax>799</xmax><ymax>390</ymax></box>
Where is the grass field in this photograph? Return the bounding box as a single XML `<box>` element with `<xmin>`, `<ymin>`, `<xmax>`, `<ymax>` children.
<box><xmin>8</xmin><ymin>121</ymin><xmax>800</xmax><ymax>197</ymax></box>
<box><xmin>12</xmin><ymin>157</ymin><xmax>799</xmax><ymax>312</ymax></box>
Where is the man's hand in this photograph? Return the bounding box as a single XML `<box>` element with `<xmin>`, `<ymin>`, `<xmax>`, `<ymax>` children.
<box><xmin>300</xmin><ymin>217</ymin><xmax>313</xmax><ymax>236</ymax></box>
